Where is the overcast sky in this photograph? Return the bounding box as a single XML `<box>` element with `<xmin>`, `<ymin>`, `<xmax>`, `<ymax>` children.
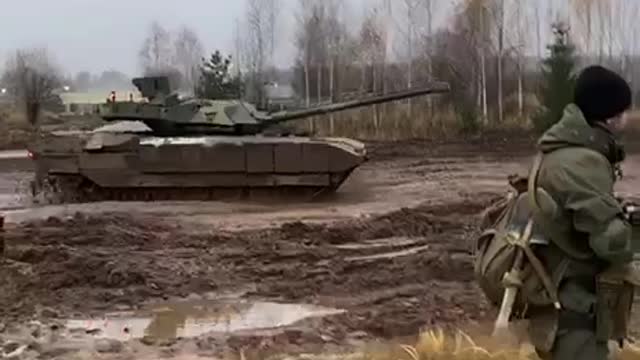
<box><xmin>1</xmin><ymin>0</ymin><xmax>465</xmax><ymax>79</ymax></box>
<box><xmin>0</xmin><ymin>0</ymin><xmax>257</xmax><ymax>76</ymax></box>
<box><xmin>0</xmin><ymin>0</ymin><xmax>380</xmax><ymax>77</ymax></box>
<box><xmin>0</xmin><ymin>0</ymin><xmax>572</xmax><ymax>78</ymax></box>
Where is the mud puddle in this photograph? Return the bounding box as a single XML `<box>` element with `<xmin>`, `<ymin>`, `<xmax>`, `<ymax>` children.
<box><xmin>0</xmin><ymin>194</ymin><xmax>22</xmax><ymax>210</ymax></box>
<box><xmin>65</xmin><ymin>299</ymin><xmax>345</xmax><ymax>342</ymax></box>
<box><xmin>0</xmin><ymin>299</ymin><xmax>346</xmax><ymax>359</ymax></box>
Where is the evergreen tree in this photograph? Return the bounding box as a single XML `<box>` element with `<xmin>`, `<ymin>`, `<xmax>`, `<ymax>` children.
<box><xmin>532</xmin><ymin>21</ymin><xmax>578</xmax><ymax>133</ymax></box>
<box><xmin>195</xmin><ymin>50</ymin><xmax>243</xmax><ymax>99</ymax></box>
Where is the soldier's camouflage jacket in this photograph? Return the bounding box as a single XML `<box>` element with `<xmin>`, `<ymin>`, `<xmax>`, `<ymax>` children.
<box><xmin>527</xmin><ymin>103</ymin><xmax>637</xmax><ymax>354</ymax></box>
<box><xmin>534</xmin><ymin>103</ymin><xmax>633</xmax><ymax>272</ymax></box>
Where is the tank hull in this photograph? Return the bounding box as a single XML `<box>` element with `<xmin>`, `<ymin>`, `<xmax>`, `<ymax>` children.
<box><xmin>28</xmin><ymin>131</ymin><xmax>366</xmax><ymax>203</ymax></box>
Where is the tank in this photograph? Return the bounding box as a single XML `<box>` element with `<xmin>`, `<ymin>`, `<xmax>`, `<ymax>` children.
<box><xmin>27</xmin><ymin>76</ymin><xmax>450</xmax><ymax>204</ymax></box>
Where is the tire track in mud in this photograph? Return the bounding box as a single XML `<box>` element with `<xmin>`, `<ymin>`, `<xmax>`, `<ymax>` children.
<box><xmin>0</xmin><ymin>193</ymin><xmax>498</xmax><ymax>340</ymax></box>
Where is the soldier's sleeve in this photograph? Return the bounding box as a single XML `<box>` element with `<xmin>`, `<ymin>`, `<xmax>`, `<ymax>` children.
<box><xmin>556</xmin><ymin>151</ymin><xmax>633</xmax><ymax>264</ymax></box>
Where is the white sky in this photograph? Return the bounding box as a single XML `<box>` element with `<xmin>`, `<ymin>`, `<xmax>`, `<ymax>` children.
<box><xmin>0</xmin><ymin>0</ymin><xmax>251</xmax><ymax>76</ymax></box>
<box><xmin>0</xmin><ymin>0</ymin><xmax>584</xmax><ymax>78</ymax></box>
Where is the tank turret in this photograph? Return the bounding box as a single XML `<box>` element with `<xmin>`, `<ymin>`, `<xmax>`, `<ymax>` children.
<box><xmin>99</xmin><ymin>76</ymin><xmax>450</xmax><ymax>136</ymax></box>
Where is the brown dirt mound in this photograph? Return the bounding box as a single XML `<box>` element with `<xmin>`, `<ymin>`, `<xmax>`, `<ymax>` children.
<box><xmin>365</xmin><ymin>131</ymin><xmax>537</xmax><ymax>162</ymax></box>
<box><xmin>1</xmin><ymin>195</ymin><xmax>497</xmax><ymax>339</ymax></box>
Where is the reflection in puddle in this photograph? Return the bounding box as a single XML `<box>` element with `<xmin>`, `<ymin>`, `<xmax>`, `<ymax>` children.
<box><xmin>0</xmin><ymin>194</ymin><xmax>27</xmax><ymax>211</ymax></box>
<box><xmin>66</xmin><ymin>300</ymin><xmax>345</xmax><ymax>341</ymax></box>
<box><xmin>334</xmin><ymin>237</ymin><xmax>419</xmax><ymax>250</ymax></box>
<box><xmin>0</xmin><ymin>150</ymin><xmax>28</xmax><ymax>159</ymax></box>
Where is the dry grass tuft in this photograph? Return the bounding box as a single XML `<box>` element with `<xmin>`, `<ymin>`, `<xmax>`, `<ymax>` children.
<box><xmin>368</xmin><ymin>329</ymin><xmax>534</xmax><ymax>360</ymax></box>
<box><xmin>613</xmin><ymin>342</ymin><xmax>640</xmax><ymax>360</ymax></box>
<box><xmin>354</xmin><ymin>329</ymin><xmax>640</xmax><ymax>360</ymax></box>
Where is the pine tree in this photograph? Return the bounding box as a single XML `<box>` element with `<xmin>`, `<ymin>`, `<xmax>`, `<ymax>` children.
<box><xmin>195</xmin><ymin>50</ymin><xmax>243</xmax><ymax>99</ymax></box>
<box><xmin>532</xmin><ymin>21</ymin><xmax>578</xmax><ymax>133</ymax></box>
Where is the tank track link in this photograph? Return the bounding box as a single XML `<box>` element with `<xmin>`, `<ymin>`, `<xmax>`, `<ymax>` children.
<box><xmin>31</xmin><ymin>174</ymin><xmax>337</xmax><ymax>205</ymax></box>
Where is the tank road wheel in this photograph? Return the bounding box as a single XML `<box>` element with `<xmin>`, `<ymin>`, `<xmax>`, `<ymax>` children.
<box><xmin>30</xmin><ymin>179</ymin><xmax>340</xmax><ymax>204</ymax></box>
<box><xmin>243</xmin><ymin>186</ymin><xmax>331</xmax><ymax>202</ymax></box>
<box><xmin>31</xmin><ymin>175</ymin><xmax>81</xmax><ymax>204</ymax></box>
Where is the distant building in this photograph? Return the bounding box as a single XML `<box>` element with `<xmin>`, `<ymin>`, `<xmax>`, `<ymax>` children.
<box><xmin>262</xmin><ymin>82</ymin><xmax>298</xmax><ymax>111</ymax></box>
<box><xmin>58</xmin><ymin>90</ymin><xmax>143</xmax><ymax>115</ymax></box>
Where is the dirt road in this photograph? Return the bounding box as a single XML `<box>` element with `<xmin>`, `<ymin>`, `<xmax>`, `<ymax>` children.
<box><xmin>0</xmin><ymin>138</ymin><xmax>638</xmax><ymax>359</ymax></box>
<box><xmin>0</xmin><ymin>140</ymin><xmax>531</xmax><ymax>228</ymax></box>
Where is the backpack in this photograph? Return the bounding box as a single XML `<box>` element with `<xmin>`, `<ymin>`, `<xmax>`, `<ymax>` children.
<box><xmin>473</xmin><ymin>153</ymin><xmax>565</xmax><ymax>317</ymax></box>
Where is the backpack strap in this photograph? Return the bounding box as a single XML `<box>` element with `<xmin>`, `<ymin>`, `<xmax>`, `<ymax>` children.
<box><xmin>524</xmin><ymin>152</ymin><xmax>562</xmax><ymax>310</ymax></box>
<box><xmin>528</xmin><ymin>152</ymin><xmax>544</xmax><ymax>211</ymax></box>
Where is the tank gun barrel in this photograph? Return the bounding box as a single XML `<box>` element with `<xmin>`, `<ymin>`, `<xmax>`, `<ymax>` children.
<box><xmin>255</xmin><ymin>82</ymin><xmax>450</xmax><ymax>125</ymax></box>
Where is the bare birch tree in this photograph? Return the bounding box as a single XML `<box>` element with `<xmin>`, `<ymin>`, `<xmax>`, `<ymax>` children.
<box><xmin>233</xmin><ymin>17</ymin><xmax>244</xmax><ymax>77</ymax></box>
<box><xmin>571</xmin><ymin>0</ymin><xmax>606</xmax><ymax>61</ymax></box>
<box><xmin>485</xmin><ymin>0</ymin><xmax>506</xmax><ymax>123</ymax></box>
<box><xmin>403</xmin><ymin>0</ymin><xmax>421</xmax><ymax>117</ymax></box>
<box><xmin>294</xmin><ymin>0</ymin><xmax>312</xmax><ymax>108</ymax></box>
<box><xmin>324</xmin><ymin>0</ymin><xmax>350</xmax><ymax>132</ymax></box>
<box><xmin>245</xmin><ymin>0</ymin><xmax>270</xmax><ymax>106</ymax></box>
<box><xmin>431</xmin><ymin>3</ymin><xmax>489</xmax><ymax>131</ymax></box>
<box><xmin>530</xmin><ymin>0</ymin><xmax>545</xmax><ymax>63</ymax></box>
<box><xmin>612</xmin><ymin>0</ymin><xmax>640</xmax><ymax>104</ymax></box>
<box><xmin>360</xmin><ymin>7</ymin><xmax>386</xmax><ymax>131</ymax></box>
<box><xmin>294</xmin><ymin>0</ymin><xmax>329</xmax><ymax>131</ymax></box>
<box><xmin>420</xmin><ymin>0</ymin><xmax>437</xmax><ymax>117</ymax></box>
<box><xmin>139</xmin><ymin>21</ymin><xmax>173</xmax><ymax>73</ymax></box>
<box><xmin>463</xmin><ymin>0</ymin><xmax>493</xmax><ymax>125</ymax></box>
<box><xmin>265</xmin><ymin>0</ymin><xmax>280</xmax><ymax>70</ymax></box>
<box><xmin>511</xmin><ymin>0</ymin><xmax>527</xmax><ymax>117</ymax></box>
<box><xmin>1</xmin><ymin>48</ymin><xmax>61</xmax><ymax>126</ymax></box>
<box><xmin>600</xmin><ymin>0</ymin><xmax>613</xmax><ymax>62</ymax></box>
<box><xmin>173</xmin><ymin>26</ymin><xmax>204</xmax><ymax>91</ymax></box>
<box><xmin>314</xmin><ymin>4</ymin><xmax>327</xmax><ymax>106</ymax></box>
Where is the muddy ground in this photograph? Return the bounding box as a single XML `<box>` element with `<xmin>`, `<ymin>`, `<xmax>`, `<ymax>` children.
<box><xmin>0</xmin><ymin>135</ymin><xmax>639</xmax><ymax>359</ymax></box>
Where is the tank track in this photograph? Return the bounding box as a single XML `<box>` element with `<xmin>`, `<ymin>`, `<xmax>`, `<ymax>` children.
<box><xmin>31</xmin><ymin>174</ymin><xmax>338</xmax><ymax>205</ymax></box>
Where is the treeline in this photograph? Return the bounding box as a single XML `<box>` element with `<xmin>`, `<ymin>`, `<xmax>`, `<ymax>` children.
<box><xmin>231</xmin><ymin>0</ymin><xmax>640</xmax><ymax>139</ymax></box>
<box><xmin>3</xmin><ymin>0</ymin><xmax>640</xmax><ymax>140</ymax></box>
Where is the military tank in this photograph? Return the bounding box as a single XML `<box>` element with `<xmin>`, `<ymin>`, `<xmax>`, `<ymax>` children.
<box><xmin>27</xmin><ymin>76</ymin><xmax>450</xmax><ymax>204</ymax></box>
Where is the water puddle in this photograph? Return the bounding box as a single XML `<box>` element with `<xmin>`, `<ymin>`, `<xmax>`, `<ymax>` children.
<box><xmin>345</xmin><ymin>245</ymin><xmax>431</xmax><ymax>261</ymax></box>
<box><xmin>330</xmin><ymin>237</ymin><xmax>431</xmax><ymax>262</ymax></box>
<box><xmin>0</xmin><ymin>150</ymin><xmax>28</xmax><ymax>159</ymax></box>
<box><xmin>65</xmin><ymin>300</ymin><xmax>345</xmax><ymax>341</ymax></box>
<box><xmin>0</xmin><ymin>194</ymin><xmax>18</xmax><ymax>209</ymax></box>
<box><xmin>333</xmin><ymin>237</ymin><xmax>420</xmax><ymax>250</ymax></box>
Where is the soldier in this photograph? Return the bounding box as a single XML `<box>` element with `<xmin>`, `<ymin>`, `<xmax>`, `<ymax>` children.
<box><xmin>527</xmin><ymin>65</ymin><xmax>635</xmax><ymax>359</ymax></box>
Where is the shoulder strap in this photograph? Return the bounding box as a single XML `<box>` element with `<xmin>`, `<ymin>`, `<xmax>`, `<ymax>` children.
<box><xmin>523</xmin><ymin>151</ymin><xmax>563</xmax><ymax>310</ymax></box>
<box><xmin>527</xmin><ymin>152</ymin><xmax>544</xmax><ymax>213</ymax></box>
